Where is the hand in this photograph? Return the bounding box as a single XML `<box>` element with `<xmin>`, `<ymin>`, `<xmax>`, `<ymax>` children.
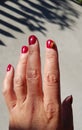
<box><xmin>3</xmin><ymin>35</ymin><xmax>73</xmax><ymax>130</ymax></box>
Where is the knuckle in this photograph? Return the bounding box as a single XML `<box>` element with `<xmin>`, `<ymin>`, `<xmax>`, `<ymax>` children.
<box><xmin>29</xmin><ymin>50</ymin><xmax>34</xmax><ymax>55</ymax></box>
<box><xmin>46</xmin><ymin>52</ymin><xmax>57</xmax><ymax>60</ymax></box>
<box><xmin>3</xmin><ymin>80</ymin><xmax>10</xmax><ymax>96</ymax></box>
<box><xmin>2</xmin><ymin>88</ymin><xmax>9</xmax><ymax>96</ymax></box>
<box><xmin>46</xmin><ymin>103</ymin><xmax>56</xmax><ymax>113</ymax></box>
<box><xmin>45</xmin><ymin>72</ymin><xmax>59</xmax><ymax>86</ymax></box>
<box><xmin>46</xmin><ymin>102</ymin><xmax>60</xmax><ymax>119</ymax></box>
<box><xmin>27</xmin><ymin>69</ymin><xmax>40</xmax><ymax>81</ymax></box>
<box><xmin>29</xmin><ymin>48</ymin><xmax>38</xmax><ymax>55</ymax></box>
<box><xmin>20</xmin><ymin>58</ymin><xmax>27</xmax><ymax>65</ymax></box>
<box><xmin>2</xmin><ymin>89</ymin><xmax>7</xmax><ymax>95</ymax></box>
<box><xmin>14</xmin><ymin>76</ymin><xmax>25</xmax><ymax>88</ymax></box>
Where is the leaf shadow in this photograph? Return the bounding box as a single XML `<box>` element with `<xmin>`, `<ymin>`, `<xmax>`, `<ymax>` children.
<box><xmin>0</xmin><ymin>0</ymin><xmax>80</xmax><ymax>46</ymax></box>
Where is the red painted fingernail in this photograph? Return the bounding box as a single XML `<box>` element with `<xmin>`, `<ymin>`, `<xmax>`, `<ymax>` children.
<box><xmin>28</xmin><ymin>35</ymin><xmax>37</xmax><ymax>45</ymax></box>
<box><xmin>66</xmin><ymin>95</ymin><xmax>73</xmax><ymax>105</ymax></box>
<box><xmin>7</xmin><ymin>64</ymin><xmax>12</xmax><ymax>71</ymax></box>
<box><xmin>21</xmin><ymin>46</ymin><xmax>28</xmax><ymax>53</ymax></box>
<box><xmin>46</xmin><ymin>39</ymin><xmax>56</xmax><ymax>49</ymax></box>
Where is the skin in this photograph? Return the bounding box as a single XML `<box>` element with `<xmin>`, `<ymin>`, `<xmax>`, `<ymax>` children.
<box><xmin>3</xmin><ymin>36</ymin><xmax>74</xmax><ymax>130</ymax></box>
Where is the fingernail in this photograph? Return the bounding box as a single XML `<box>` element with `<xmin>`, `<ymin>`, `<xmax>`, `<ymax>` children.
<box><xmin>21</xmin><ymin>46</ymin><xmax>28</xmax><ymax>53</ymax></box>
<box><xmin>46</xmin><ymin>39</ymin><xmax>56</xmax><ymax>49</ymax></box>
<box><xmin>28</xmin><ymin>35</ymin><xmax>37</xmax><ymax>45</ymax></box>
<box><xmin>66</xmin><ymin>95</ymin><xmax>73</xmax><ymax>105</ymax></box>
<box><xmin>7</xmin><ymin>64</ymin><xmax>12</xmax><ymax>71</ymax></box>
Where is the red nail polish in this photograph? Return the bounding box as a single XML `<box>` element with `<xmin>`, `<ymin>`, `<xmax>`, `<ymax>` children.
<box><xmin>66</xmin><ymin>95</ymin><xmax>73</xmax><ymax>105</ymax></box>
<box><xmin>46</xmin><ymin>39</ymin><xmax>56</xmax><ymax>49</ymax></box>
<box><xmin>7</xmin><ymin>64</ymin><xmax>12</xmax><ymax>71</ymax></box>
<box><xmin>29</xmin><ymin>35</ymin><xmax>37</xmax><ymax>45</ymax></box>
<box><xmin>21</xmin><ymin>46</ymin><xmax>28</xmax><ymax>53</ymax></box>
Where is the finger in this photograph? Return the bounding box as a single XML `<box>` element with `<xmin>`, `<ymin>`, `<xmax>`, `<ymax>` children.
<box><xmin>26</xmin><ymin>35</ymin><xmax>42</xmax><ymax>98</ymax></box>
<box><xmin>3</xmin><ymin>64</ymin><xmax>16</xmax><ymax>110</ymax></box>
<box><xmin>43</xmin><ymin>40</ymin><xmax>61</xmax><ymax>118</ymax></box>
<box><xmin>62</xmin><ymin>95</ymin><xmax>74</xmax><ymax>130</ymax></box>
<box><xmin>14</xmin><ymin>46</ymin><xmax>28</xmax><ymax>103</ymax></box>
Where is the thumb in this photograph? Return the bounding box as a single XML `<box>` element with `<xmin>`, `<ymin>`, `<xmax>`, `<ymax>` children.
<box><xmin>61</xmin><ymin>95</ymin><xmax>74</xmax><ymax>130</ymax></box>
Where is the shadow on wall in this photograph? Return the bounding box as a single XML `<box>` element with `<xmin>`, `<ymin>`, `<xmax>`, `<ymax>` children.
<box><xmin>0</xmin><ymin>0</ymin><xmax>79</xmax><ymax>46</ymax></box>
